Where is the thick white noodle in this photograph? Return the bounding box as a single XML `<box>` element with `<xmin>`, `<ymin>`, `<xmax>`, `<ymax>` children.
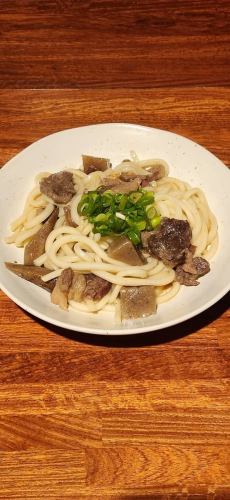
<box><xmin>5</xmin><ymin>158</ymin><xmax>218</xmax><ymax>321</ymax></box>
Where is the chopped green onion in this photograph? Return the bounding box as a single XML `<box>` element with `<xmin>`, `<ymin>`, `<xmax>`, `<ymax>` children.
<box><xmin>126</xmin><ymin>229</ymin><xmax>141</xmax><ymax>245</ymax></box>
<box><xmin>151</xmin><ymin>215</ymin><xmax>161</xmax><ymax>229</ymax></box>
<box><xmin>115</xmin><ymin>212</ymin><xmax>126</xmax><ymax>220</ymax></box>
<box><xmin>146</xmin><ymin>205</ymin><xmax>157</xmax><ymax>219</ymax></box>
<box><xmin>77</xmin><ymin>188</ymin><xmax>161</xmax><ymax>245</ymax></box>
<box><xmin>135</xmin><ymin>220</ymin><xmax>146</xmax><ymax>231</ymax></box>
<box><xmin>129</xmin><ymin>192</ymin><xmax>143</xmax><ymax>204</ymax></box>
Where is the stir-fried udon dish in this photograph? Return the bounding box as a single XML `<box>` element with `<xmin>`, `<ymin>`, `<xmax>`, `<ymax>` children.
<box><xmin>5</xmin><ymin>152</ymin><xmax>218</xmax><ymax>323</ymax></box>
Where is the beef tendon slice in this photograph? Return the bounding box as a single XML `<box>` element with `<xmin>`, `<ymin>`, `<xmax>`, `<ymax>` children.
<box><xmin>147</xmin><ymin>217</ymin><xmax>192</xmax><ymax>268</ymax></box>
<box><xmin>120</xmin><ymin>285</ymin><xmax>157</xmax><ymax>320</ymax></box>
<box><xmin>100</xmin><ymin>175</ymin><xmax>141</xmax><ymax>194</ymax></box>
<box><xmin>24</xmin><ymin>207</ymin><xmax>58</xmax><ymax>265</ymax></box>
<box><xmin>68</xmin><ymin>272</ymin><xmax>86</xmax><ymax>302</ymax></box>
<box><xmin>84</xmin><ymin>274</ymin><xmax>112</xmax><ymax>301</ymax></box>
<box><xmin>82</xmin><ymin>155</ymin><xmax>111</xmax><ymax>175</ymax></box>
<box><xmin>107</xmin><ymin>235</ymin><xmax>144</xmax><ymax>265</ymax></box>
<box><xmin>5</xmin><ymin>262</ymin><xmax>57</xmax><ymax>292</ymax></box>
<box><xmin>51</xmin><ymin>268</ymin><xmax>73</xmax><ymax>310</ymax></box>
<box><xmin>40</xmin><ymin>171</ymin><xmax>75</xmax><ymax>204</ymax></box>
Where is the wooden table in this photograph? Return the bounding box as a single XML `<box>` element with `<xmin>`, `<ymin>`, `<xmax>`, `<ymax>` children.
<box><xmin>0</xmin><ymin>2</ymin><xmax>229</xmax><ymax>499</ymax></box>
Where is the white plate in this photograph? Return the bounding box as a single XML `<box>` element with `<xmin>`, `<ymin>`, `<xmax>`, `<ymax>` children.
<box><xmin>0</xmin><ymin>123</ymin><xmax>229</xmax><ymax>335</ymax></box>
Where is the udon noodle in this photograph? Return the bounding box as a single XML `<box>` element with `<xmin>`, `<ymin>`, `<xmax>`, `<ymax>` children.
<box><xmin>5</xmin><ymin>154</ymin><xmax>218</xmax><ymax>322</ymax></box>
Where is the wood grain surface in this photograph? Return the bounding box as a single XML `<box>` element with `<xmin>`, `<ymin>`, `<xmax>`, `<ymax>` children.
<box><xmin>0</xmin><ymin>0</ymin><xmax>230</xmax><ymax>498</ymax></box>
<box><xmin>0</xmin><ymin>0</ymin><xmax>230</xmax><ymax>88</ymax></box>
<box><xmin>0</xmin><ymin>88</ymin><xmax>229</xmax><ymax>499</ymax></box>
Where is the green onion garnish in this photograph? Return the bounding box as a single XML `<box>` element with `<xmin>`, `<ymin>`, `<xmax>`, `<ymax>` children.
<box><xmin>77</xmin><ymin>189</ymin><xmax>161</xmax><ymax>245</ymax></box>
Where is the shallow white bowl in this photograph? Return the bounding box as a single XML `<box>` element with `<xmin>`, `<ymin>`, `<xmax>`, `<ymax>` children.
<box><xmin>0</xmin><ymin>123</ymin><xmax>229</xmax><ymax>335</ymax></box>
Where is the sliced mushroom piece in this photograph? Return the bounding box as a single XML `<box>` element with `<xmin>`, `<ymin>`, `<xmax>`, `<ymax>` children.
<box><xmin>120</xmin><ymin>286</ymin><xmax>157</xmax><ymax>320</ymax></box>
<box><xmin>107</xmin><ymin>235</ymin><xmax>144</xmax><ymax>265</ymax></box>
<box><xmin>5</xmin><ymin>262</ymin><xmax>57</xmax><ymax>292</ymax></box>
<box><xmin>51</xmin><ymin>268</ymin><xmax>73</xmax><ymax>310</ymax></box>
<box><xmin>82</xmin><ymin>155</ymin><xmax>111</xmax><ymax>175</ymax></box>
<box><xmin>24</xmin><ymin>207</ymin><xmax>58</xmax><ymax>265</ymax></box>
<box><xmin>40</xmin><ymin>171</ymin><xmax>76</xmax><ymax>204</ymax></box>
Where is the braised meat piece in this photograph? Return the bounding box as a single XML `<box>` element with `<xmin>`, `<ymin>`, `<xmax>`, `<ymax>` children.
<box><xmin>68</xmin><ymin>273</ymin><xmax>86</xmax><ymax>301</ymax></box>
<box><xmin>192</xmin><ymin>257</ymin><xmax>210</xmax><ymax>276</ymax></box>
<box><xmin>68</xmin><ymin>272</ymin><xmax>111</xmax><ymax>302</ymax></box>
<box><xmin>24</xmin><ymin>207</ymin><xmax>58</xmax><ymax>265</ymax></box>
<box><xmin>147</xmin><ymin>217</ymin><xmax>192</xmax><ymax>268</ymax></box>
<box><xmin>100</xmin><ymin>175</ymin><xmax>141</xmax><ymax>194</ymax></box>
<box><xmin>175</xmin><ymin>266</ymin><xmax>199</xmax><ymax>286</ymax></box>
<box><xmin>5</xmin><ymin>262</ymin><xmax>57</xmax><ymax>292</ymax></box>
<box><xmin>82</xmin><ymin>155</ymin><xmax>111</xmax><ymax>175</ymax></box>
<box><xmin>175</xmin><ymin>256</ymin><xmax>210</xmax><ymax>286</ymax></box>
<box><xmin>141</xmin><ymin>164</ymin><xmax>166</xmax><ymax>186</ymax></box>
<box><xmin>50</xmin><ymin>269</ymin><xmax>112</xmax><ymax>309</ymax></box>
<box><xmin>119</xmin><ymin>162</ymin><xmax>166</xmax><ymax>188</ymax></box>
<box><xmin>119</xmin><ymin>172</ymin><xmax>136</xmax><ymax>182</ymax></box>
<box><xmin>107</xmin><ymin>235</ymin><xmax>144</xmax><ymax>265</ymax></box>
<box><xmin>51</xmin><ymin>268</ymin><xmax>73</xmax><ymax>310</ymax></box>
<box><xmin>84</xmin><ymin>274</ymin><xmax>112</xmax><ymax>301</ymax></box>
<box><xmin>120</xmin><ymin>286</ymin><xmax>157</xmax><ymax>320</ymax></box>
<box><xmin>40</xmin><ymin>171</ymin><xmax>75</xmax><ymax>204</ymax></box>
<box><xmin>141</xmin><ymin>230</ymin><xmax>154</xmax><ymax>248</ymax></box>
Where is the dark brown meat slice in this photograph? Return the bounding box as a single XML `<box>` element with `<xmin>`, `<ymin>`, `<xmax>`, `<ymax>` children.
<box><xmin>119</xmin><ymin>171</ymin><xmax>151</xmax><ymax>187</ymax></box>
<box><xmin>119</xmin><ymin>172</ymin><xmax>137</xmax><ymax>182</ymax></box>
<box><xmin>120</xmin><ymin>286</ymin><xmax>157</xmax><ymax>320</ymax></box>
<box><xmin>24</xmin><ymin>207</ymin><xmax>58</xmax><ymax>265</ymax></box>
<box><xmin>141</xmin><ymin>164</ymin><xmax>166</xmax><ymax>186</ymax></box>
<box><xmin>192</xmin><ymin>257</ymin><xmax>210</xmax><ymax>276</ymax></box>
<box><xmin>82</xmin><ymin>155</ymin><xmax>111</xmax><ymax>175</ymax></box>
<box><xmin>51</xmin><ymin>270</ymin><xmax>111</xmax><ymax>307</ymax></box>
<box><xmin>141</xmin><ymin>231</ymin><xmax>154</xmax><ymax>248</ymax></box>
<box><xmin>40</xmin><ymin>171</ymin><xmax>75</xmax><ymax>204</ymax></box>
<box><xmin>98</xmin><ymin>175</ymin><xmax>122</xmax><ymax>192</ymax></box>
<box><xmin>84</xmin><ymin>274</ymin><xmax>112</xmax><ymax>301</ymax></box>
<box><xmin>147</xmin><ymin>217</ymin><xmax>192</xmax><ymax>268</ymax></box>
<box><xmin>107</xmin><ymin>235</ymin><xmax>145</xmax><ymax>265</ymax></box>
<box><xmin>175</xmin><ymin>256</ymin><xmax>210</xmax><ymax>286</ymax></box>
<box><xmin>182</xmin><ymin>249</ymin><xmax>198</xmax><ymax>274</ymax></box>
<box><xmin>64</xmin><ymin>206</ymin><xmax>77</xmax><ymax>227</ymax></box>
<box><xmin>102</xmin><ymin>176</ymin><xmax>141</xmax><ymax>194</ymax></box>
<box><xmin>119</xmin><ymin>165</ymin><xmax>165</xmax><ymax>188</ymax></box>
<box><xmin>51</xmin><ymin>268</ymin><xmax>73</xmax><ymax>310</ymax></box>
<box><xmin>5</xmin><ymin>262</ymin><xmax>57</xmax><ymax>292</ymax></box>
<box><xmin>68</xmin><ymin>272</ymin><xmax>86</xmax><ymax>301</ymax></box>
<box><xmin>175</xmin><ymin>267</ymin><xmax>199</xmax><ymax>286</ymax></box>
